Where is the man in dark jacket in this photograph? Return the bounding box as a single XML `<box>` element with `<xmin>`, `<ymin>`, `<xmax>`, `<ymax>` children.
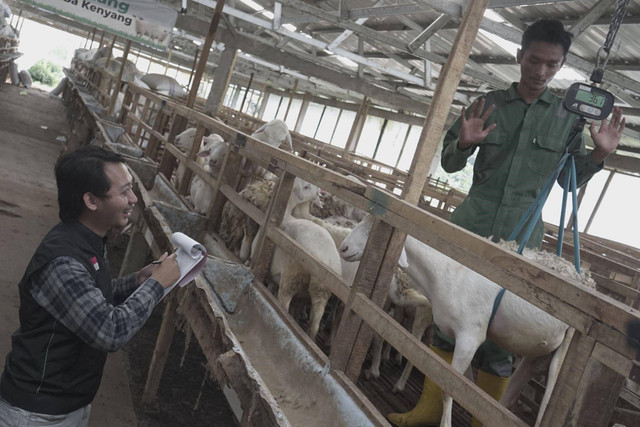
<box><xmin>0</xmin><ymin>146</ymin><xmax>180</xmax><ymax>426</ymax></box>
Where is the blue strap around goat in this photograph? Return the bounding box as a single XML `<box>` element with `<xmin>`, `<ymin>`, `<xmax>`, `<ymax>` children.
<box><xmin>507</xmin><ymin>153</ymin><xmax>582</xmax><ymax>274</ymax></box>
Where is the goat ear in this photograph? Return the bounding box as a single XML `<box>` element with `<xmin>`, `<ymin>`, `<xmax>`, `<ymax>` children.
<box><xmin>398</xmin><ymin>247</ymin><xmax>409</xmax><ymax>268</ymax></box>
<box><xmin>197</xmin><ymin>149</ymin><xmax>210</xmax><ymax>157</ymax></box>
<box><xmin>254</xmin><ymin>123</ymin><xmax>267</xmax><ymax>134</ymax></box>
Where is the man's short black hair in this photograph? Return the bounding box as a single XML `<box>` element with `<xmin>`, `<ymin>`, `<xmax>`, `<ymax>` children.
<box><xmin>522</xmin><ymin>19</ymin><xmax>573</xmax><ymax>56</ymax></box>
<box><xmin>55</xmin><ymin>146</ymin><xmax>124</xmax><ymax>222</ymax></box>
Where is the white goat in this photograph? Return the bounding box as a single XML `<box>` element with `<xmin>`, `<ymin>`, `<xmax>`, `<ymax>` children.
<box><xmin>251</xmin><ymin>119</ymin><xmax>293</xmax><ymax>151</ymax></box>
<box><xmin>238</xmin><ymin>119</ymin><xmax>294</xmax><ymax>184</ymax></box>
<box><xmin>133</xmin><ymin>16</ymin><xmax>170</xmax><ymax>43</ymax></box>
<box><xmin>292</xmin><ymin>204</ymin><xmax>432</xmax><ymax>392</ymax></box>
<box><xmin>174</xmin><ymin>128</ymin><xmax>218</xmax><ymax>188</ymax></box>
<box><xmin>189</xmin><ymin>134</ymin><xmax>227</xmax><ymax>214</ymax></box>
<box><xmin>252</xmin><ymin>178</ymin><xmax>342</xmax><ymax>341</ymax></box>
<box><xmin>340</xmin><ymin>214</ymin><xmax>594</xmax><ymax>427</ymax></box>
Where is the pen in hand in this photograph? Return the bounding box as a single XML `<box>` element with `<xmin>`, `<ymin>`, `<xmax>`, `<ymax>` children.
<box><xmin>151</xmin><ymin>250</ymin><xmax>177</xmax><ymax>264</ymax></box>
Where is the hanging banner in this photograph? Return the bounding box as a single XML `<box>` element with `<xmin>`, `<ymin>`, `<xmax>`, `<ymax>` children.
<box><xmin>22</xmin><ymin>0</ymin><xmax>177</xmax><ymax>49</ymax></box>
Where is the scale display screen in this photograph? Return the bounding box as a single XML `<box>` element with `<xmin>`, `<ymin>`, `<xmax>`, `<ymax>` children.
<box><xmin>563</xmin><ymin>83</ymin><xmax>614</xmax><ymax>120</ymax></box>
<box><xmin>574</xmin><ymin>89</ymin><xmax>607</xmax><ymax>108</ymax></box>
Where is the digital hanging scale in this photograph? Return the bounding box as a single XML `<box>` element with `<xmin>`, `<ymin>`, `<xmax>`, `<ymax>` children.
<box><xmin>562</xmin><ymin>83</ymin><xmax>615</xmax><ymax>121</ymax></box>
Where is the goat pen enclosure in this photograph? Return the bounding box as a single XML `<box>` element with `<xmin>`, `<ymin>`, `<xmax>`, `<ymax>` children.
<box><xmin>60</xmin><ymin>54</ymin><xmax>640</xmax><ymax>427</ymax></box>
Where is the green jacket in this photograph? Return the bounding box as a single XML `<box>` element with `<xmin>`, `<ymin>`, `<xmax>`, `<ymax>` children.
<box><xmin>441</xmin><ymin>83</ymin><xmax>602</xmax><ymax>248</ymax></box>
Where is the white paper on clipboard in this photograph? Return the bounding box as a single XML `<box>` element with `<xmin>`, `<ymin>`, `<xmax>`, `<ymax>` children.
<box><xmin>162</xmin><ymin>232</ymin><xmax>207</xmax><ymax>298</ymax></box>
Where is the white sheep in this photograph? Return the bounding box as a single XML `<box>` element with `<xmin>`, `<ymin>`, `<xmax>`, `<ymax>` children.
<box><xmin>133</xmin><ymin>16</ymin><xmax>170</xmax><ymax>43</ymax></box>
<box><xmin>173</xmin><ymin>128</ymin><xmax>218</xmax><ymax>189</ymax></box>
<box><xmin>254</xmin><ymin>178</ymin><xmax>341</xmax><ymax>341</ymax></box>
<box><xmin>251</xmin><ymin>119</ymin><xmax>293</xmax><ymax>151</ymax></box>
<box><xmin>218</xmin><ymin>177</ymin><xmax>324</xmax><ymax>262</ymax></box>
<box><xmin>340</xmin><ymin>214</ymin><xmax>595</xmax><ymax>427</ymax></box>
<box><xmin>188</xmin><ymin>134</ymin><xmax>227</xmax><ymax>214</ymax></box>
<box><xmin>73</xmin><ymin>48</ymin><xmax>95</xmax><ymax>62</ymax></box>
<box><xmin>174</xmin><ymin>127</ymin><xmax>199</xmax><ymax>188</ymax></box>
<box><xmin>237</xmin><ymin>119</ymin><xmax>294</xmax><ymax>185</ymax></box>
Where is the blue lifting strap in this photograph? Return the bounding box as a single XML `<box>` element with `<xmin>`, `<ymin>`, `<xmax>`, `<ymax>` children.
<box><xmin>488</xmin><ymin>287</ymin><xmax>506</xmax><ymax>328</ymax></box>
<box><xmin>507</xmin><ymin>153</ymin><xmax>582</xmax><ymax>273</ymax></box>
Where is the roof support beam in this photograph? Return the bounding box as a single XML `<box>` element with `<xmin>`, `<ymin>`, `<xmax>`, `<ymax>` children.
<box><xmin>568</xmin><ymin>0</ymin><xmax>615</xmax><ymax>38</ymax></box>
<box><xmin>407</xmin><ymin>14</ymin><xmax>452</xmax><ymax>52</ymax></box>
<box><xmin>191</xmin><ymin>0</ymin><xmax>434</xmax><ymax>86</ymax></box>
<box><xmin>278</xmin><ymin>0</ymin><xmax>507</xmax><ymax>88</ymax></box>
<box><xmin>327</xmin><ymin>0</ymin><xmax>385</xmax><ymax>50</ymax></box>
<box><xmin>214</xmin><ymin>30</ymin><xmax>431</xmax><ymax>113</ymax></box>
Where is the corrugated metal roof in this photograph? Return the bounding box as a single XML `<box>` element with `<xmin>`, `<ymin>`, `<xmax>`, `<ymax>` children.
<box><xmin>9</xmin><ymin>0</ymin><xmax>640</xmax><ymax>150</ymax></box>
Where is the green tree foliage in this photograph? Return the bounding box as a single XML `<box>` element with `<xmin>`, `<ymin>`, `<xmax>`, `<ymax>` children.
<box><xmin>433</xmin><ymin>153</ymin><xmax>475</xmax><ymax>193</ymax></box>
<box><xmin>28</xmin><ymin>60</ymin><xmax>63</xmax><ymax>86</ymax></box>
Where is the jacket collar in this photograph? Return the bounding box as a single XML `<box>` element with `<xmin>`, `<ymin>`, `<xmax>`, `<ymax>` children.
<box><xmin>64</xmin><ymin>220</ymin><xmax>106</xmax><ymax>254</ymax></box>
<box><xmin>506</xmin><ymin>82</ymin><xmax>555</xmax><ymax>104</ymax></box>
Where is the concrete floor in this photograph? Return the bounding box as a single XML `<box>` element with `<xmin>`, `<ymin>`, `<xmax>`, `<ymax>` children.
<box><xmin>0</xmin><ymin>83</ymin><xmax>137</xmax><ymax>426</ymax></box>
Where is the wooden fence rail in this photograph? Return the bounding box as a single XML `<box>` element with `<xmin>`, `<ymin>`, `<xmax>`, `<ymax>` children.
<box><xmin>68</xmin><ymin>62</ymin><xmax>640</xmax><ymax>426</ymax></box>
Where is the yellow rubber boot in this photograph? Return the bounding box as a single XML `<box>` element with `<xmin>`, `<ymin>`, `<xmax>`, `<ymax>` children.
<box><xmin>387</xmin><ymin>346</ymin><xmax>454</xmax><ymax>427</ymax></box>
<box><xmin>471</xmin><ymin>370</ymin><xmax>510</xmax><ymax>427</ymax></box>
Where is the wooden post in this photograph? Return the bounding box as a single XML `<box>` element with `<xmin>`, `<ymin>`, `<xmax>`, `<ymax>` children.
<box><xmin>204</xmin><ymin>148</ymin><xmax>244</xmax><ymax>231</ymax></box>
<box><xmin>178</xmin><ymin>125</ymin><xmax>207</xmax><ymax>196</ymax></box>
<box><xmin>159</xmin><ymin>0</ymin><xmax>228</xmax><ymax>185</ymax></box>
<box><xmin>107</xmin><ymin>39</ymin><xmax>131</xmax><ymax>116</ymax></box>
<box><xmin>105</xmin><ymin>35</ymin><xmax>117</xmax><ymax>68</ymax></box>
<box><xmin>330</xmin><ymin>0</ymin><xmax>491</xmax><ymax>384</ymax></box>
<box><xmin>204</xmin><ymin>44</ymin><xmax>238</xmax><ymax>115</ymax></box>
<box><xmin>294</xmin><ymin>92</ymin><xmax>309</xmax><ymax>133</ymax></box>
<box><xmin>132</xmin><ymin>97</ymin><xmax>151</xmax><ymax>147</ymax></box>
<box><xmin>124</xmin><ymin>91</ymin><xmax>140</xmax><ymax>134</ymax></box>
<box><xmin>187</xmin><ymin>48</ymin><xmax>199</xmax><ymax>91</ymax></box>
<box><xmin>187</xmin><ymin>0</ymin><xmax>226</xmax><ymax>110</ymax></box>
<box><xmin>584</xmin><ymin>170</ymin><xmax>614</xmax><ymax>233</ymax></box>
<box><xmin>540</xmin><ymin>331</ymin><xmax>596</xmax><ymax>425</ymax></box>
<box><xmin>250</xmin><ymin>171</ymin><xmax>295</xmax><ymax>282</ymax></box>
<box><xmin>394</xmin><ymin>123</ymin><xmax>412</xmax><ymax>169</ymax></box>
<box><xmin>257</xmin><ymin>84</ymin><xmax>269</xmax><ymax>119</ymax></box>
<box><xmin>142</xmin><ymin>292</ymin><xmax>180</xmax><ymax>404</ymax></box>
<box><xmin>283</xmin><ymin>80</ymin><xmax>298</xmax><ymax>121</ymax></box>
<box><xmin>98</xmin><ymin>30</ymin><xmax>105</xmax><ymax>48</ymax></box>
<box><xmin>84</xmin><ymin>29</ymin><xmax>91</xmax><ymax>49</ymax></box>
<box><xmin>572</xmin><ymin>359</ymin><xmax>626</xmax><ymax>427</ymax></box>
<box><xmin>343</xmin><ymin>97</ymin><xmax>370</xmax><ymax>154</ymax></box>
<box><xmin>163</xmin><ymin>48</ymin><xmax>173</xmax><ymax>75</ymax></box>
<box><xmin>89</xmin><ymin>28</ymin><xmax>97</xmax><ymax>49</ymax></box>
<box><xmin>238</xmin><ymin>72</ymin><xmax>254</xmax><ymax>114</ymax></box>
<box><xmin>118</xmin><ymin>85</ymin><xmax>133</xmax><ymax>124</ymax></box>
<box><xmin>146</xmin><ymin>107</ymin><xmax>168</xmax><ymax>161</ymax></box>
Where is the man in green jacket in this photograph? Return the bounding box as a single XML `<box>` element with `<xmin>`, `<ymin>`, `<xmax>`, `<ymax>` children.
<box><xmin>388</xmin><ymin>18</ymin><xmax>625</xmax><ymax>427</ymax></box>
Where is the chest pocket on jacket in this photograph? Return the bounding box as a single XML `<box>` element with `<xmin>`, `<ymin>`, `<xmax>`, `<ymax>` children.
<box><xmin>526</xmin><ymin>135</ymin><xmax>564</xmax><ymax>178</ymax></box>
<box><xmin>474</xmin><ymin>131</ymin><xmax>508</xmax><ymax>181</ymax></box>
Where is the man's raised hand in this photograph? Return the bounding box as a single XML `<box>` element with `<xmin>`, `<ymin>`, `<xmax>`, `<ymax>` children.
<box><xmin>458</xmin><ymin>98</ymin><xmax>497</xmax><ymax>150</ymax></box>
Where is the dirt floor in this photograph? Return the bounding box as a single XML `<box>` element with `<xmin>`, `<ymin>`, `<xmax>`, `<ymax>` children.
<box><xmin>0</xmin><ymin>83</ymin><xmax>237</xmax><ymax>427</ymax></box>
